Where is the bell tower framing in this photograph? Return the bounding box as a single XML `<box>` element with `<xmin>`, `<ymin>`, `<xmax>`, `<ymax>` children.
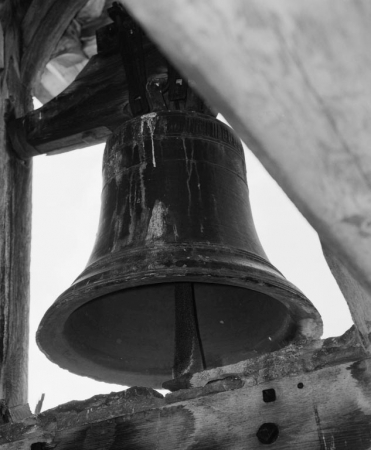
<box><xmin>1</xmin><ymin>1</ymin><xmax>371</xmax><ymax>448</ymax></box>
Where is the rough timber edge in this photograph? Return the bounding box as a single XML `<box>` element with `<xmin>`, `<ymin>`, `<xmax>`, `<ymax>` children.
<box><xmin>0</xmin><ymin>327</ymin><xmax>367</xmax><ymax>449</ymax></box>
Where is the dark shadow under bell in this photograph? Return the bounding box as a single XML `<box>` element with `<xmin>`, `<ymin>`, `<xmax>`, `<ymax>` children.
<box><xmin>64</xmin><ymin>282</ymin><xmax>295</xmax><ymax>386</ymax></box>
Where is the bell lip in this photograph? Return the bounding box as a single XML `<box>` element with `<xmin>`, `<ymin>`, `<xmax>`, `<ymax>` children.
<box><xmin>36</xmin><ymin>245</ymin><xmax>323</xmax><ymax>388</ymax></box>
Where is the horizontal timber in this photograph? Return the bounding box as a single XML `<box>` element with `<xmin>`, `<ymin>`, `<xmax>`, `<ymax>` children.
<box><xmin>10</xmin><ymin>37</ymin><xmax>167</xmax><ymax>159</ymax></box>
<box><xmin>165</xmin><ymin>326</ymin><xmax>365</xmax><ymax>390</ymax></box>
<box><xmin>11</xmin><ymin>51</ymin><xmax>128</xmax><ymax>158</ymax></box>
<box><xmin>0</xmin><ymin>332</ymin><xmax>370</xmax><ymax>449</ymax></box>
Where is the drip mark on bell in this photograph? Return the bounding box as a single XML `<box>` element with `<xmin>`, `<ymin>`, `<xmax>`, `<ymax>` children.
<box><xmin>140</xmin><ymin>112</ymin><xmax>157</xmax><ymax>167</ymax></box>
<box><xmin>173</xmin><ymin>224</ymin><xmax>179</xmax><ymax>240</ymax></box>
<box><xmin>183</xmin><ymin>137</ymin><xmax>194</xmax><ymax>217</ymax></box>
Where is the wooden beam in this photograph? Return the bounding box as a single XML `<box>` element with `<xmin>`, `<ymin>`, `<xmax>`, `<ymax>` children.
<box><xmin>32</xmin><ymin>1</ymin><xmax>107</xmax><ymax>103</ymax></box>
<box><xmin>0</xmin><ymin>0</ymin><xmax>94</xmax><ymax>409</ymax></box>
<box><xmin>119</xmin><ymin>0</ymin><xmax>371</xmax><ymax>350</ymax></box>
<box><xmin>21</xmin><ymin>0</ymin><xmax>89</xmax><ymax>92</ymax></box>
<box><xmin>0</xmin><ymin>2</ymin><xmax>32</xmax><ymax>407</ymax></box>
<box><xmin>10</xmin><ymin>38</ymin><xmax>167</xmax><ymax>157</ymax></box>
<box><xmin>166</xmin><ymin>326</ymin><xmax>364</xmax><ymax>390</ymax></box>
<box><xmin>0</xmin><ymin>337</ymin><xmax>369</xmax><ymax>449</ymax></box>
<box><xmin>11</xmin><ymin>52</ymin><xmax>128</xmax><ymax>157</ymax></box>
<box><xmin>322</xmin><ymin>245</ymin><xmax>371</xmax><ymax>353</ymax></box>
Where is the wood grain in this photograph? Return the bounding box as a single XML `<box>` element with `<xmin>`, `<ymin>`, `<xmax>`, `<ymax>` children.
<box><xmin>14</xmin><ymin>51</ymin><xmax>127</xmax><ymax>157</ymax></box>
<box><xmin>32</xmin><ymin>0</ymin><xmax>109</xmax><ymax>103</ymax></box>
<box><xmin>168</xmin><ymin>326</ymin><xmax>364</xmax><ymax>390</ymax></box>
<box><xmin>11</xmin><ymin>39</ymin><xmax>167</xmax><ymax>157</ymax></box>
<box><xmin>118</xmin><ymin>0</ymin><xmax>371</xmax><ymax>351</ymax></box>
<box><xmin>0</xmin><ymin>341</ymin><xmax>369</xmax><ymax>449</ymax></box>
<box><xmin>0</xmin><ymin>1</ymin><xmax>32</xmax><ymax>407</ymax></box>
<box><xmin>21</xmin><ymin>0</ymin><xmax>89</xmax><ymax>92</ymax></box>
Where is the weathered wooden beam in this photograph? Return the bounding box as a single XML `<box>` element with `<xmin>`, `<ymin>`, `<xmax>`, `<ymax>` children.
<box><xmin>0</xmin><ymin>0</ymin><xmax>100</xmax><ymax>410</ymax></box>
<box><xmin>10</xmin><ymin>38</ymin><xmax>167</xmax><ymax>157</ymax></box>
<box><xmin>166</xmin><ymin>326</ymin><xmax>364</xmax><ymax>390</ymax></box>
<box><xmin>0</xmin><ymin>402</ymin><xmax>32</xmax><ymax>425</ymax></box>
<box><xmin>0</xmin><ymin>2</ymin><xmax>32</xmax><ymax>407</ymax></box>
<box><xmin>0</xmin><ymin>336</ymin><xmax>369</xmax><ymax>449</ymax></box>
<box><xmin>38</xmin><ymin>19</ymin><xmax>89</xmax><ymax>99</ymax></box>
<box><xmin>11</xmin><ymin>52</ymin><xmax>127</xmax><ymax>158</ymax></box>
<box><xmin>33</xmin><ymin>0</ymin><xmax>107</xmax><ymax>103</ymax></box>
<box><xmin>21</xmin><ymin>0</ymin><xmax>89</xmax><ymax>93</ymax></box>
<box><xmin>119</xmin><ymin>0</ymin><xmax>371</xmax><ymax>352</ymax></box>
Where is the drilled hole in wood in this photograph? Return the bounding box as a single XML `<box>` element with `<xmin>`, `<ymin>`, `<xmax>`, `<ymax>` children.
<box><xmin>297</xmin><ymin>382</ymin><xmax>304</xmax><ymax>389</ymax></box>
<box><xmin>256</xmin><ymin>423</ymin><xmax>279</xmax><ymax>444</ymax></box>
<box><xmin>262</xmin><ymin>388</ymin><xmax>276</xmax><ymax>403</ymax></box>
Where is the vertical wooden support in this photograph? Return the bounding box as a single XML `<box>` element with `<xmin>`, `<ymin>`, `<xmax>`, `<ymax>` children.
<box><xmin>0</xmin><ymin>3</ymin><xmax>32</xmax><ymax>407</ymax></box>
<box><xmin>0</xmin><ymin>0</ymin><xmax>89</xmax><ymax>408</ymax></box>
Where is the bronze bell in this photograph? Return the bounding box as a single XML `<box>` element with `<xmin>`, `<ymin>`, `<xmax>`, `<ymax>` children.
<box><xmin>37</xmin><ymin>111</ymin><xmax>322</xmax><ymax>388</ymax></box>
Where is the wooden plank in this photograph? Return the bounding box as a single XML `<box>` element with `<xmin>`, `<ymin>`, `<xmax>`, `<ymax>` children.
<box><xmin>119</xmin><ymin>0</ymin><xmax>371</xmax><ymax>350</ymax></box>
<box><xmin>10</xmin><ymin>38</ymin><xmax>167</xmax><ymax>157</ymax></box>
<box><xmin>21</xmin><ymin>0</ymin><xmax>89</xmax><ymax>91</ymax></box>
<box><xmin>32</xmin><ymin>1</ymin><xmax>106</xmax><ymax>104</ymax></box>
<box><xmin>0</xmin><ymin>2</ymin><xmax>32</xmax><ymax>407</ymax></box>
<box><xmin>12</xmin><ymin>52</ymin><xmax>127</xmax><ymax>158</ymax></box>
<box><xmin>0</xmin><ymin>341</ymin><xmax>369</xmax><ymax>449</ymax></box>
<box><xmin>166</xmin><ymin>326</ymin><xmax>365</xmax><ymax>390</ymax></box>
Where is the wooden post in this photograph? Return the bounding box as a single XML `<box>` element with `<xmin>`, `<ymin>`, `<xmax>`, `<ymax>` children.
<box><xmin>0</xmin><ymin>0</ymin><xmax>89</xmax><ymax>407</ymax></box>
<box><xmin>0</xmin><ymin>1</ymin><xmax>32</xmax><ymax>408</ymax></box>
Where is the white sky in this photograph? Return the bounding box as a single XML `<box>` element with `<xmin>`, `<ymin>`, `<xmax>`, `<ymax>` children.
<box><xmin>29</xmin><ymin>110</ymin><xmax>352</xmax><ymax>412</ymax></box>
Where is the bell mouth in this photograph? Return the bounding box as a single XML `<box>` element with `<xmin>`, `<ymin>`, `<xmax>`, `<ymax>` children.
<box><xmin>62</xmin><ymin>282</ymin><xmax>295</xmax><ymax>387</ymax></box>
